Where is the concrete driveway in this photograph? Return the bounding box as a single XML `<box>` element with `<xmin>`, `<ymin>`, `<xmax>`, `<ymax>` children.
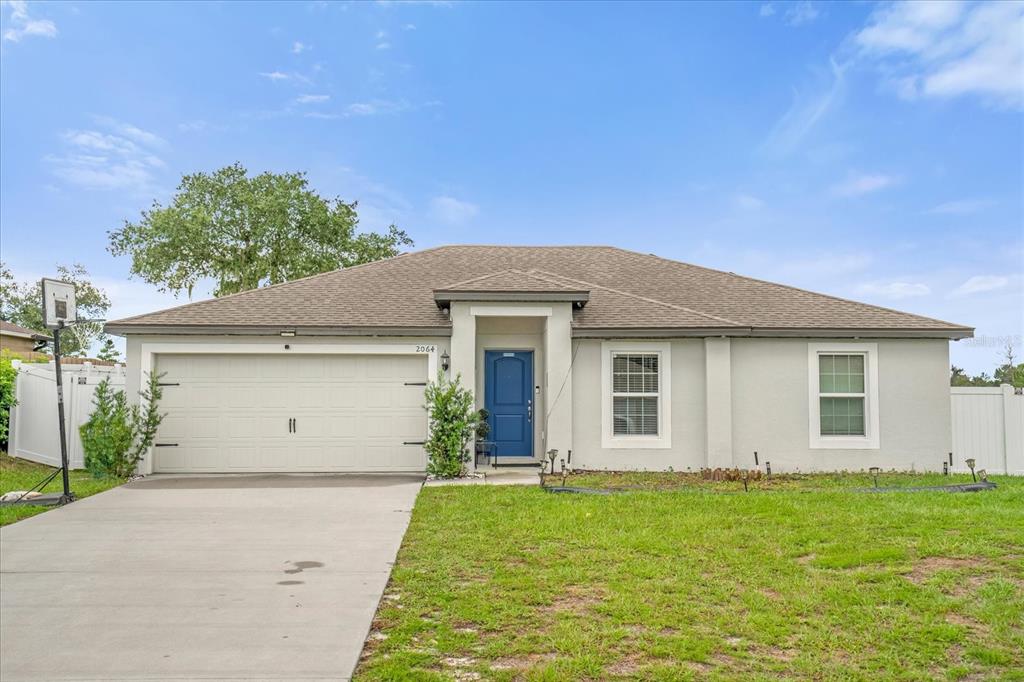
<box><xmin>0</xmin><ymin>474</ymin><xmax>423</xmax><ymax>681</ymax></box>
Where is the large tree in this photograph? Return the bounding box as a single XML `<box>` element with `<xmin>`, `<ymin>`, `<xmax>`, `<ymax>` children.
<box><xmin>0</xmin><ymin>263</ymin><xmax>111</xmax><ymax>357</ymax></box>
<box><xmin>108</xmin><ymin>163</ymin><xmax>414</xmax><ymax>297</ymax></box>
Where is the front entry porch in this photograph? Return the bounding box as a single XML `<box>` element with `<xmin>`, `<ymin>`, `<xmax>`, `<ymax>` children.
<box><xmin>446</xmin><ymin>301</ymin><xmax>575</xmax><ymax>471</ymax></box>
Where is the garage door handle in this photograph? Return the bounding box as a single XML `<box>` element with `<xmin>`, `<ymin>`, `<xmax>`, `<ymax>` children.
<box><xmin>154</xmin><ymin>443</ymin><xmax>178</xmax><ymax>447</ymax></box>
<box><xmin>404</xmin><ymin>381</ymin><xmax>427</xmax><ymax>386</ymax></box>
<box><xmin>403</xmin><ymin>441</ymin><xmax>426</xmax><ymax>445</ymax></box>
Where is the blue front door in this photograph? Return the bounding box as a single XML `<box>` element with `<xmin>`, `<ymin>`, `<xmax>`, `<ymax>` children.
<box><xmin>484</xmin><ymin>351</ymin><xmax>534</xmax><ymax>457</ymax></box>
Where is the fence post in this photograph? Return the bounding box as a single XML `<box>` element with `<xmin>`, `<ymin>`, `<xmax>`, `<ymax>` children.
<box><xmin>10</xmin><ymin>359</ymin><xmax>22</xmax><ymax>458</ymax></box>
<box><xmin>1002</xmin><ymin>384</ymin><xmax>1020</xmax><ymax>476</ymax></box>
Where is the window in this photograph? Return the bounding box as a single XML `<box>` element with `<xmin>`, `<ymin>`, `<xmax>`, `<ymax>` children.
<box><xmin>601</xmin><ymin>341</ymin><xmax>671</xmax><ymax>449</ymax></box>
<box><xmin>818</xmin><ymin>355</ymin><xmax>865</xmax><ymax>436</ymax></box>
<box><xmin>612</xmin><ymin>354</ymin><xmax>659</xmax><ymax>436</ymax></box>
<box><xmin>808</xmin><ymin>342</ymin><xmax>879</xmax><ymax>449</ymax></box>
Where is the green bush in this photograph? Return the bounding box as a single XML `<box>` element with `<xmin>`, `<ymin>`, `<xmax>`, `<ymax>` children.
<box><xmin>423</xmin><ymin>371</ymin><xmax>487</xmax><ymax>478</ymax></box>
<box><xmin>0</xmin><ymin>354</ymin><xmax>17</xmax><ymax>445</ymax></box>
<box><xmin>80</xmin><ymin>372</ymin><xmax>165</xmax><ymax>478</ymax></box>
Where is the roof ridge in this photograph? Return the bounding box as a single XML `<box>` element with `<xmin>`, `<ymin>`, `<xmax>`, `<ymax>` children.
<box><xmin>437</xmin><ymin>268</ymin><xmax>587</xmax><ymax>292</ymax></box>
<box><xmin>106</xmin><ymin>249</ymin><xmax>422</xmax><ymax>325</ymax></box>
<box><xmin>604</xmin><ymin>247</ymin><xmax>970</xmax><ymax>330</ymax></box>
<box><xmin>527</xmin><ymin>269</ymin><xmax>744</xmax><ymax>326</ymax></box>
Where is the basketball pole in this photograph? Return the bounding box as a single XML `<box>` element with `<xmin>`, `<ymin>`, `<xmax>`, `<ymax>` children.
<box><xmin>52</xmin><ymin>322</ymin><xmax>74</xmax><ymax>504</ymax></box>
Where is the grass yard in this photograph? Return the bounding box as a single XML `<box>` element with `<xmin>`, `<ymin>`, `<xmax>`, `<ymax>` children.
<box><xmin>0</xmin><ymin>452</ymin><xmax>125</xmax><ymax>526</ymax></box>
<box><xmin>357</xmin><ymin>474</ymin><xmax>1024</xmax><ymax>680</ymax></box>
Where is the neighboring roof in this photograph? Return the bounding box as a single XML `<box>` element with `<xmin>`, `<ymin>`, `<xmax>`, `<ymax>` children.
<box><xmin>433</xmin><ymin>269</ymin><xmax>590</xmax><ymax>305</ymax></box>
<box><xmin>105</xmin><ymin>245</ymin><xmax>973</xmax><ymax>338</ymax></box>
<box><xmin>1</xmin><ymin>321</ymin><xmax>42</xmax><ymax>339</ymax></box>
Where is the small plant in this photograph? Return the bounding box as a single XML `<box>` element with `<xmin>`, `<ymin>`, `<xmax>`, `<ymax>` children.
<box><xmin>80</xmin><ymin>372</ymin><xmax>166</xmax><ymax>479</ymax></box>
<box><xmin>423</xmin><ymin>371</ymin><xmax>487</xmax><ymax>478</ymax></box>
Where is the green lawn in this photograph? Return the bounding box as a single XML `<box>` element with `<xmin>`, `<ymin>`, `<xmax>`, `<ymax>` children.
<box><xmin>0</xmin><ymin>452</ymin><xmax>125</xmax><ymax>526</ymax></box>
<box><xmin>357</xmin><ymin>474</ymin><xmax>1024</xmax><ymax>680</ymax></box>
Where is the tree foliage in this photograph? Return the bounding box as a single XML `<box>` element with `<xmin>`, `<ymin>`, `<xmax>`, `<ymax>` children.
<box><xmin>423</xmin><ymin>372</ymin><xmax>488</xmax><ymax>478</ymax></box>
<box><xmin>96</xmin><ymin>338</ymin><xmax>121</xmax><ymax>363</ymax></box>
<box><xmin>0</xmin><ymin>262</ymin><xmax>111</xmax><ymax>357</ymax></box>
<box><xmin>951</xmin><ymin>343</ymin><xmax>1024</xmax><ymax>388</ymax></box>
<box><xmin>108</xmin><ymin>163</ymin><xmax>414</xmax><ymax>297</ymax></box>
<box><xmin>80</xmin><ymin>372</ymin><xmax>165</xmax><ymax>479</ymax></box>
<box><xmin>0</xmin><ymin>354</ymin><xmax>17</xmax><ymax>445</ymax></box>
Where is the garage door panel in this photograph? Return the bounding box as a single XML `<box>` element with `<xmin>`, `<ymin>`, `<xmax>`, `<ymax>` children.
<box><xmin>296</xmin><ymin>386</ymin><xmax>328</xmax><ymax>409</ymax></box>
<box><xmin>153</xmin><ymin>353</ymin><xmax>428</xmax><ymax>473</ymax></box>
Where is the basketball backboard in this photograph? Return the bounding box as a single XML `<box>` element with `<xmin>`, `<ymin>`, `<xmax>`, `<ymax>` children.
<box><xmin>41</xmin><ymin>278</ymin><xmax>77</xmax><ymax>329</ymax></box>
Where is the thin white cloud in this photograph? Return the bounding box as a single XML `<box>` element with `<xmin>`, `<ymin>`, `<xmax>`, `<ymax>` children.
<box><xmin>430</xmin><ymin>196</ymin><xmax>479</xmax><ymax>225</ymax></box>
<box><xmin>403</xmin><ymin>23</ymin><xmax>416</xmax><ymax>30</ymax></box>
<box><xmin>295</xmin><ymin>94</ymin><xmax>330</xmax><ymax>104</ymax></box>
<box><xmin>259</xmin><ymin>71</ymin><xmax>291</xmax><ymax>81</ymax></box>
<box><xmin>47</xmin><ymin>119</ymin><xmax>166</xmax><ymax>192</ymax></box>
<box><xmin>292</xmin><ymin>41</ymin><xmax>308</xmax><ymax>54</ymax></box>
<box><xmin>734</xmin><ymin>193</ymin><xmax>765</xmax><ymax>210</ymax></box>
<box><xmin>345</xmin><ymin>99</ymin><xmax>409</xmax><ymax>116</ymax></box>
<box><xmin>926</xmin><ymin>198</ymin><xmax>995</xmax><ymax>215</ymax></box>
<box><xmin>2</xmin><ymin>0</ymin><xmax>57</xmax><ymax>42</ymax></box>
<box><xmin>785</xmin><ymin>1</ymin><xmax>819</xmax><ymax>26</ymax></box>
<box><xmin>759</xmin><ymin>4</ymin><xmax>775</xmax><ymax>18</ymax></box>
<box><xmin>178</xmin><ymin>120</ymin><xmax>209</xmax><ymax>132</ymax></box>
<box><xmin>952</xmin><ymin>275</ymin><xmax>1010</xmax><ymax>296</ymax></box>
<box><xmin>856</xmin><ymin>280</ymin><xmax>931</xmax><ymax>299</ymax></box>
<box><xmin>855</xmin><ymin>0</ymin><xmax>1024</xmax><ymax>109</ymax></box>
<box><xmin>376</xmin><ymin>41</ymin><xmax>391</xmax><ymax>50</ymax></box>
<box><xmin>829</xmin><ymin>172</ymin><xmax>899</xmax><ymax>198</ymax></box>
<box><xmin>761</xmin><ymin>58</ymin><xmax>846</xmax><ymax>155</ymax></box>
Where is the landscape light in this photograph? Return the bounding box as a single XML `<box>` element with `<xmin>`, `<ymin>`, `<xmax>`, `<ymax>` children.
<box><xmin>965</xmin><ymin>458</ymin><xmax>976</xmax><ymax>482</ymax></box>
<box><xmin>869</xmin><ymin>466</ymin><xmax>880</xmax><ymax>488</ymax></box>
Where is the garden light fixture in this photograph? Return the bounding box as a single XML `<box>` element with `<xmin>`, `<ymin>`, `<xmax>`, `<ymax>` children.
<box><xmin>440</xmin><ymin>350</ymin><xmax>450</xmax><ymax>371</ymax></box>
<box><xmin>966</xmin><ymin>458</ymin><xmax>976</xmax><ymax>482</ymax></box>
<box><xmin>869</xmin><ymin>466</ymin><xmax>880</xmax><ymax>488</ymax></box>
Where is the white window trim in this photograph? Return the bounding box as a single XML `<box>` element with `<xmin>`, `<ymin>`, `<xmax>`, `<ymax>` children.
<box><xmin>601</xmin><ymin>341</ymin><xmax>671</xmax><ymax>449</ymax></box>
<box><xmin>808</xmin><ymin>342</ymin><xmax>880</xmax><ymax>450</ymax></box>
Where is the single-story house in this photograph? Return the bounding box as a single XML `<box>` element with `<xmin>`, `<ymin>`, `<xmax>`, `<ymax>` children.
<box><xmin>106</xmin><ymin>245</ymin><xmax>973</xmax><ymax>475</ymax></box>
<box><xmin>1</xmin><ymin>321</ymin><xmax>41</xmax><ymax>355</ymax></box>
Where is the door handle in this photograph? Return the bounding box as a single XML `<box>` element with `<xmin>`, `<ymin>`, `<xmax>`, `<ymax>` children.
<box><xmin>293</xmin><ymin>418</ymin><xmax>297</xmax><ymax>433</ymax></box>
<box><xmin>527</xmin><ymin>400</ymin><xmax>532</xmax><ymax>422</ymax></box>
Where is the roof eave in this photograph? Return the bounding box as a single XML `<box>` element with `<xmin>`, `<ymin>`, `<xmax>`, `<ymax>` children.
<box><xmin>433</xmin><ymin>290</ymin><xmax>590</xmax><ymax>307</ymax></box>
<box><xmin>104</xmin><ymin>324</ymin><xmax>452</xmax><ymax>338</ymax></box>
<box><xmin>571</xmin><ymin>326</ymin><xmax>974</xmax><ymax>339</ymax></box>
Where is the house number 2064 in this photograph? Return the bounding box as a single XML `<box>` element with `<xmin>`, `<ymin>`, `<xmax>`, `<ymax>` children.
<box><xmin>416</xmin><ymin>345</ymin><xmax>436</xmax><ymax>353</ymax></box>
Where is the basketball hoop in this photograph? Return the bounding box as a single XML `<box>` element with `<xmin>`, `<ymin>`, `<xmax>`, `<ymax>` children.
<box><xmin>41</xmin><ymin>278</ymin><xmax>77</xmax><ymax>330</ymax></box>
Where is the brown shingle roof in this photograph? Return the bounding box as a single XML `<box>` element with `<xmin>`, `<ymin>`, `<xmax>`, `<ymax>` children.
<box><xmin>105</xmin><ymin>245</ymin><xmax>972</xmax><ymax>337</ymax></box>
<box><xmin>1</xmin><ymin>320</ymin><xmax>41</xmax><ymax>338</ymax></box>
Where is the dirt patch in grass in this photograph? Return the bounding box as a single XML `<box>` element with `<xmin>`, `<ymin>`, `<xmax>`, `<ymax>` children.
<box><xmin>906</xmin><ymin>556</ymin><xmax>986</xmax><ymax>583</ymax></box>
<box><xmin>490</xmin><ymin>652</ymin><xmax>557</xmax><ymax>671</ymax></box>
<box><xmin>606</xmin><ymin>653</ymin><xmax>646</xmax><ymax>677</ymax></box>
<box><xmin>540</xmin><ymin>584</ymin><xmax>607</xmax><ymax>615</ymax></box>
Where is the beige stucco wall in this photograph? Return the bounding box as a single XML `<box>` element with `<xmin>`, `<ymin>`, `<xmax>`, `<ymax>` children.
<box><xmin>571</xmin><ymin>338</ymin><xmax>707</xmax><ymax>471</ymax></box>
<box><xmin>730</xmin><ymin>338</ymin><xmax>952</xmax><ymax>472</ymax></box>
<box><xmin>570</xmin><ymin>336</ymin><xmax>952</xmax><ymax>473</ymax></box>
<box><xmin>122</xmin><ymin>332</ymin><xmax>953</xmax><ymax>474</ymax></box>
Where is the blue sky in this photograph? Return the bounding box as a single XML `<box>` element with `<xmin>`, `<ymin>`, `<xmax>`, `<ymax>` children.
<box><xmin>1</xmin><ymin>0</ymin><xmax>1022</xmax><ymax>372</ymax></box>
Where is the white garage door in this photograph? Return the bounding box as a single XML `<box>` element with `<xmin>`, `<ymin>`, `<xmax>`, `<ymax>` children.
<box><xmin>152</xmin><ymin>353</ymin><xmax>428</xmax><ymax>473</ymax></box>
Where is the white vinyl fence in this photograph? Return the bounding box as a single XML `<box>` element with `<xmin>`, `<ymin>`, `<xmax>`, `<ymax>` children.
<box><xmin>951</xmin><ymin>385</ymin><xmax>1024</xmax><ymax>476</ymax></box>
<box><xmin>8</xmin><ymin>361</ymin><xmax>126</xmax><ymax>470</ymax></box>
